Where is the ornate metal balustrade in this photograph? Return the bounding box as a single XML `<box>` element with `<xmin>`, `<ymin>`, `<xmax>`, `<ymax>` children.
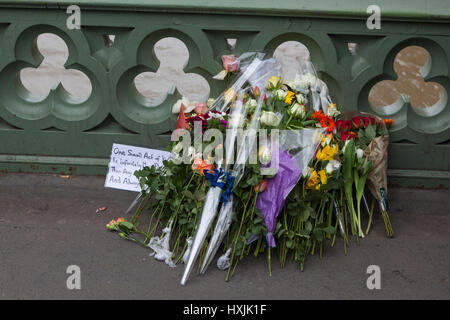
<box><xmin>0</xmin><ymin>0</ymin><xmax>449</xmax><ymax>186</ymax></box>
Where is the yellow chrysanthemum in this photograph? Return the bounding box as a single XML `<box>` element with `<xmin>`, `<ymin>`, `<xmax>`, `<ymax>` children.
<box><xmin>284</xmin><ymin>91</ymin><xmax>295</xmax><ymax>105</ymax></box>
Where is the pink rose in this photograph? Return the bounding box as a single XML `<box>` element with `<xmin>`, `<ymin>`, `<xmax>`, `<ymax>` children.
<box><xmin>222</xmin><ymin>55</ymin><xmax>239</xmax><ymax>72</ymax></box>
<box><xmin>194</xmin><ymin>102</ymin><xmax>208</xmax><ymax>115</ymax></box>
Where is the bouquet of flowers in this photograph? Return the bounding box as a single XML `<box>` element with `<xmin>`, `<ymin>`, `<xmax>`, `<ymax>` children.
<box><xmin>105</xmin><ymin>52</ymin><xmax>395</xmax><ymax>284</ymax></box>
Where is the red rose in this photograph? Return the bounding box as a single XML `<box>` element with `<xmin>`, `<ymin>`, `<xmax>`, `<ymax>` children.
<box><xmin>352</xmin><ymin>116</ymin><xmax>362</xmax><ymax>128</ymax></box>
<box><xmin>336</xmin><ymin>120</ymin><xmax>350</xmax><ymax>130</ymax></box>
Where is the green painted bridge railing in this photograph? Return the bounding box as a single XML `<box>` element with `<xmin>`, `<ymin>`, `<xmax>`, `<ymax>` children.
<box><xmin>0</xmin><ymin>1</ymin><xmax>449</xmax><ymax>187</ymax></box>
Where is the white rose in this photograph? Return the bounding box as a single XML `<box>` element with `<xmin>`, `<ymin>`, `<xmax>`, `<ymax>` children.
<box><xmin>229</xmin><ymin>113</ymin><xmax>245</xmax><ymax>128</ymax></box>
<box><xmin>288</xmin><ymin>103</ymin><xmax>305</xmax><ymax>118</ymax></box>
<box><xmin>245</xmin><ymin>98</ymin><xmax>258</xmax><ymax>112</ymax></box>
<box><xmin>172</xmin><ymin>97</ymin><xmax>195</xmax><ymax>114</ymax></box>
<box><xmin>206</xmin><ymin>98</ymin><xmax>215</xmax><ymax>107</ymax></box>
<box><xmin>260</xmin><ymin>111</ymin><xmax>280</xmax><ymax>127</ymax></box>
<box><xmin>258</xmin><ymin>145</ymin><xmax>272</xmax><ymax>165</ymax></box>
<box><xmin>325</xmin><ymin>103</ymin><xmax>341</xmax><ymax>118</ymax></box>
<box><xmin>295</xmin><ymin>93</ymin><xmax>305</xmax><ymax>104</ymax></box>
<box><xmin>275</xmin><ymin>89</ymin><xmax>287</xmax><ymax>100</ymax></box>
<box><xmin>356</xmin><ymin>148</ymin><xmax>364</xmax><ymax>159</ymax></box>
<box><xmin>326</xmin><ymin>159</ymin><xmax>341</xmax><ymax>174</ymax></box>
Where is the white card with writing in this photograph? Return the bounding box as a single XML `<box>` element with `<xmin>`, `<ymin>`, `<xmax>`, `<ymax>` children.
<box><xmin>105</xmin><ymin>143</ymin><xmax>171</xmax><ymax>192</ymax></box>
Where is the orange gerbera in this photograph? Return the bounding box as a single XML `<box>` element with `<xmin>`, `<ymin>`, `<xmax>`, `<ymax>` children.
<box><xmin>311</xmin><ymin>110</ymin><xmax>335</xmax><ymax>133</ymax></box>
<box><xmin>311</xmin><ymin>110</ymin><xmax>324</xmax><ymax>120</ymax></box>
<box><xmin>320</xmin><ymin>116</ymin><xmax>335</xmax><ymax>133</ymax></box>
<box><xmin>192</xmin><ymin>158</ymin><xmax>214</xmax><ymax>175</ymax></box>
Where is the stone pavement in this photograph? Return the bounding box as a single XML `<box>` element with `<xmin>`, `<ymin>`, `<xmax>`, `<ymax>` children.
<box><xmin>0</xmin><ymin>173</ymin><xmax>448</xmax><ymax>299</ymax></box>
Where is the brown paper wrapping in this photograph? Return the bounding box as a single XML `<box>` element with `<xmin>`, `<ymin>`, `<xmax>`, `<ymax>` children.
<box><xmin>363</xmin><ymin>136</ymin><xmax>389</xmax><ymax>203</ymax></box>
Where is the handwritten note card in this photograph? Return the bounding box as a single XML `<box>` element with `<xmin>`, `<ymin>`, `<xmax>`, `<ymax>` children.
<box><xmin>104</xmin><ymin>143</ymin><xmax>171</xmax><ymax>192</ymax></box>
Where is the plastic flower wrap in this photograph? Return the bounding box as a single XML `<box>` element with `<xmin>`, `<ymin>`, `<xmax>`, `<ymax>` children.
<box><xmin>181</xmin><ymin>90</ymin><xmax>251</xmax><ymax>285</ymax></box>
<box><xmin>200</xmin><ymin>95</ymin><xmax>265</xmax><ymax>274</ymax></box>
<box><xmin>255</xmin><ymin>128</ymin><xmax>325</xmax><ymax>247</ymax></box>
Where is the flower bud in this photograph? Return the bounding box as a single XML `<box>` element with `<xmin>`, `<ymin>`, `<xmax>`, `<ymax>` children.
<box><xmin>259</xmin><ymin>145</ymin><xmax>272</xmax><ymax>165</ymax></box>
<box><xmin>295</xmin><ymin>93</ymin><xmax>305</xmax><ymax>104</ymax></box>
<box><xmin>206</xmin><ymin>98</ymin><xmax>215</xmax><ymax>108</ymax></box>
<box><xmin>274</xmin><ymin>89</ymin><xmax>287</xmax><ymax>100</ymax></box>
<box><xmin>356</xmin><ymin>148</ymin><xmax>364</xmax><ymax>159</ymax></box>
<box><xmin>260</xmin><ymin>111</ymin><xmax>280</xmax><ymax>127</ymax></box>
<box><xmin>325</xmin><ymin>159</ymin><xmax>341</xmax><ymax>174</ymax></box>
<box><xmin>288</xmin><ymin>103</ymin><xmax>305</xmax><ymax>118</ymax></box>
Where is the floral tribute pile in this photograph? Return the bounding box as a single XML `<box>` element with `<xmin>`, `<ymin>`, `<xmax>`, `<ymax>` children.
<box><xmin>106</xmin><ymin>53</ymin><xmax>394</xmax><ymax>285</ymax></box>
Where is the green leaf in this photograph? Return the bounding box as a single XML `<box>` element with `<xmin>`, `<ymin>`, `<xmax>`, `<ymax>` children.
<box><xmin>120</xmin><ymin>221</ymin><xmax>134</xmax><ymax>230</ymax></box>
<box><xmin>366</xmin><ymin>123</ymin><xmax>376</xmax><ymax>140</ymax></box>
<box><xmin>286</xmin><ymin>240</ymin><xmax>294</xmax><ymax>249</ymax></box>
<box><xmin>305</xmin><ymin>221</ymin><xmax>313</xmax><ymax>232</ymax></box>
<box><xmin>181</xmin><ymin>190</ymin><xmax>194</xmax><ymax>199</ymax></box>
<box><xmin>313</xmin><ymin>229</ymin><xmax>324</xmax><ymax>241</ymax></box>
<box><xmin>322</xmin><ymin>226</ymin><xmax>336</xmax><ymax>235</ymax></box>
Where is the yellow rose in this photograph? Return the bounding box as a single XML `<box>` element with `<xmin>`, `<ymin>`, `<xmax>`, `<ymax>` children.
<box><xmin>268</xmin><ymin>76</ymin><xmax>282</xmax><ymax>89</ymax></box>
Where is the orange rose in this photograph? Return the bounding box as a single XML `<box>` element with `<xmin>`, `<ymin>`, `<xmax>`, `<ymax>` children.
<box><xmin>192</xmin><ymin>158</ymin><xmax>214</xmax><ymax>175</ymax></box>
<box><xmin>254</xmin><ymin>180</ymin><xmax>268</xmax><ymax>193</ymax></box>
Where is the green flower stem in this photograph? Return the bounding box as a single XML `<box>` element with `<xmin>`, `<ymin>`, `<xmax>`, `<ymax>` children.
<box><xmin>254</xmin><ymin>236</ymin><xmax>262</xmax><ymax>257</ymax></box>
<box><xmin>131</xmin><ymin>192</ymin><xmax>150</xmax><ymax>224</ymax></box>
<box><xmin>226</xmin><ymin>190</ymin><xmax>255</xmax><ymax>281</ymax></box>
<box><xmin>365</xmin><ymin>198</ymin><xmax>375</xmax><ymax>235</ymax></box>
<box><xmin>285</xmin><ymin>113</ymin><xmax>294</xmax><ymax>127</ymax></box>
<box><xmin>145</xmin><ymin>203</ymin><xmax>163</xmax><ymax>242</ymax></box>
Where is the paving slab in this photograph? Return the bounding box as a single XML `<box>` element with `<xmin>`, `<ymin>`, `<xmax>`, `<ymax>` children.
<box><xmin>0</xmin><ymin>173</ymin><xmax>449</xmax><ymax>300</ymax></box>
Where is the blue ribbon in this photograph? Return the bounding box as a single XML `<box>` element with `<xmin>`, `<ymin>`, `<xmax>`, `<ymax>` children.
<box><xmin>203</xmin><ymin>168</ymin><xmax>225</xmax><ymax>189</ymax></box>
<box><xmin>203</xmin><ymin>168</ymin><xmax>235</xmax><ymax>205</ymax></box>
<box><xmin>220</xmin><ymin>172</ymin><xmax>235</xmax><ymax>205</ymax></box>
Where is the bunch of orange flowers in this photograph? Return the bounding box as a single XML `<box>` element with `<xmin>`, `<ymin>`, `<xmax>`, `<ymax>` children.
<box><xmin>310</xmin><ymin>110</ymin><xmax>335</xmax><ymax>133</ymax></box>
